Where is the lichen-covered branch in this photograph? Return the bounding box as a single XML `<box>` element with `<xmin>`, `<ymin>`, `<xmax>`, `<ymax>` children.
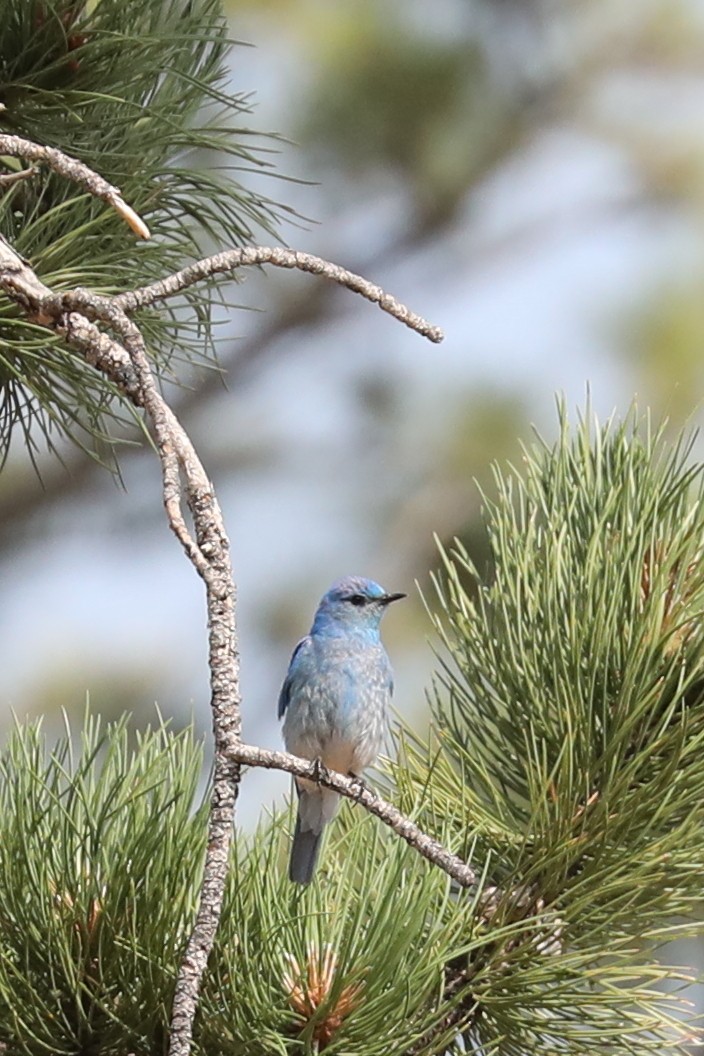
<box><xmin>0</xmin><ymin>138</ymin><xmax>449</xmax><ymax>1056</ymax></box>
<box><xmin>0</xmin><ymin>234</ymin><xmax>240</xmax><ymax>1056</ymax></box>
<box><xmin>231</xmin><ymin>743</ymin><xmax>478</xmax><ymax>888</ymax></box>
<box><xmin>54</xmin><ymin>289</ymin><xmax>242</xmax><ymax>1056</ymax></box>
<box><xmin>114</xmin><ymin>245</ymin><xmax>445</xmax><ymax>343</ymax></box>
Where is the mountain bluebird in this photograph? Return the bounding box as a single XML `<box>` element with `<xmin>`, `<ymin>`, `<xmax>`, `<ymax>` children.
<box><xmin>278</xmin><ymin>575</ymin><xmax>405</xmax><ymax>884</ymax></box>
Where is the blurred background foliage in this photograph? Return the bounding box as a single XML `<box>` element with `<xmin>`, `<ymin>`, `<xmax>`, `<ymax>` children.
<box><xmin>2</xmin><ymin>0</ymin><xmax>704</xmax><ymax>827</ymax></box>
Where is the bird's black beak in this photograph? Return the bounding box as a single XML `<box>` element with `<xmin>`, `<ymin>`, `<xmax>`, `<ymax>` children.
<box><xmin>381</xmin><ymin>591</ymin><xmax>406</xmax><ymax>605</ymax></box>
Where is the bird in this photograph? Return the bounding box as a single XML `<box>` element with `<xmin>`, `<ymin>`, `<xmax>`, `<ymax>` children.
<box><xmin>278</xmin><ymin>575</ymin><xmax>406</xmax><ymax>884</ymax></box>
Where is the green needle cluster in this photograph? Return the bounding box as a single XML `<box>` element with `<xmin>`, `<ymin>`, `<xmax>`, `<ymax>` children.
<box><xmin>0</xmin><ymin>0</ymin><xmax>287</xmax><ymax>466</ymax></box>
<box><xmin>392</xmin><ymin>404</ymin><xmax>704</xmax><ymax>1053</ymax></box>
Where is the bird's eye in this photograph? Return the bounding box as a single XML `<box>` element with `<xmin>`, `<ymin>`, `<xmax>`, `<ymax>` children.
<box><xmin>349</xmin><ymin>594</ymin><xmax>366</xmax><ymax>606</ymax></box>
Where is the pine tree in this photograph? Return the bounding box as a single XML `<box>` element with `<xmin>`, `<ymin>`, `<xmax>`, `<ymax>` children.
<box><xmin>2</xmin><ymin>3</ymin><xmax>704</xmax><ymax>1055</ymax></box>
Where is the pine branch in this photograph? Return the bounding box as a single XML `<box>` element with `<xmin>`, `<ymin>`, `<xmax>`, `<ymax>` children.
<box><xmin>0</xmin><ymin>134</ymin><xmax>150</xmax><ymax>238</ymax></box>
<box><xmin>114</xmin><ymin>246</ymin><xmax>444</xmax><ymax>343</ymax></box>
<box><xmin>0</xmin><ymin>136</ymin><xmax>449</xmax><ymax>1056</ymax></box>
<box><xmin>0</xmin><ymin>0</ymin><xmax>291</xmax><ymax>465</ymax></box>
<box><xmin>228</xmin><ymin>743</ymin><xmax>476</xmax><ymax>887</ymax></box>
<box><xmin>0</xmin><ymin>714</ymin><xmax>211</xmax><ymax>1056</ymax></box>
<box><xmin>387</xmin><ymin>406</ymin><xmax>704</xmax><ymax>1055</ymax></box>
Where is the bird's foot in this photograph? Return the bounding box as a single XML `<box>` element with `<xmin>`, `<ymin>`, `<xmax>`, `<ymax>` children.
<box><xmin>310</xmin><ymin>757</ymin><xmax>331</xmax><ymax>785</ymax></box>
<box><xmin>348</xmin><ymin>772</ymin><xmax>377</xmax><ymax>803</ymax></box>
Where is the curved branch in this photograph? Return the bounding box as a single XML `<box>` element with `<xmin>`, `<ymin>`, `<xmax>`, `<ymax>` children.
<box><xmin>114</xmin><ymin>246</ymin><xmax>444</xmax><ymax>344</ymax></box>
<box><xmin>0</xmin><ymin>236</ymin><xmax>239</xmax><ymax>1056</ymax></box>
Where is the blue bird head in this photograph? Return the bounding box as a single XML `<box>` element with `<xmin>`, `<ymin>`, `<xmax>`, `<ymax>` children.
<box><xmin>311</xmin><ymin>575</ymin><xmax>406</xmax><ymax>636</ymax></box>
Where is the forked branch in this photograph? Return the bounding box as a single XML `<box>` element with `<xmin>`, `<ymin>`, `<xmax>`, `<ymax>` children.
<box><xmin>0</xmin><ymin>138</ymin><xmax>458</xmax><ymax>1056</ymax></box>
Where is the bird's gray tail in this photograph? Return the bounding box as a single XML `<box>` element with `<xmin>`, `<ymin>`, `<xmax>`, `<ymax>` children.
<box><xmin>289</xmin><ymin>814</ymin><xmax>323</xmax><ymax>885</ymax></box>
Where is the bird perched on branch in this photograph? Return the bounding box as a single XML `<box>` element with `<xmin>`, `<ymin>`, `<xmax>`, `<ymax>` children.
<box><xmin>279</xmin><ymin>575</ymin><xmax>405</xmax><ymax>884</ymax></box>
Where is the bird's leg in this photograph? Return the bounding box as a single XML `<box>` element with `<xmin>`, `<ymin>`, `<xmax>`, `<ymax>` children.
<box><xmin>310</xmin><ymin>756</ymin><xmax>331</xmax><ymax>786</ymax></box>
<box><xmin>347</xmin><ymin>771</ymin><xmax>378</xmax><ymax>802</ymax></box>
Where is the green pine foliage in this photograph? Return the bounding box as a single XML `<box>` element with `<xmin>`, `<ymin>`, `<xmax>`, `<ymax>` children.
<box><xmin>0</xmin><ymin>714</ymin><xmax>208</xmax><ymax>1055</ymax></box>
<box><xmin>5</xmin><ymin>410</ymin><xmax>704</xmax><ymax>1055</ymax></box>
<box><xmin>0</xmin><ymin>0</ymin><xmax>288</xmax><ymax>465</ymax></box>
<box><xmin>201</xmin><ymin>811</ymin><xmax>483</xmax><ymax>1056</ymax></box>
<box><xmin>4</xmin><ymin>407</ymin><xmax>704</xmax><ymax>1051</ymax></box>
<box><xmin>391</xmin><ymin>405</ymin><xmax>704</xmax><ymax>1053</ymax></box>
<box><xmin>3</xmin><ymin>411</ymin><xmax>704</xmax><ymax>1055</ymax></box>
<box><xmin>0</xmin><ymin>714</ymin><xmax>500</xmax><ymax>1056</ymax></box>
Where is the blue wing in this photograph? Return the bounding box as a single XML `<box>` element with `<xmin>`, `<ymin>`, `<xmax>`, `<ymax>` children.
<box><xmin>277</xmin><ymin>636</ymin><xmax>309</xmax><ymax>719</ymax></box>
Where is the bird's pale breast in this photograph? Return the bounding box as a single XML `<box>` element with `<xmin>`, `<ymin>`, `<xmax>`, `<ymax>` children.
<box><xmin>282</xmin><ymin>635</ymin><xmax>391</xmax><ymax>775</ymax></box>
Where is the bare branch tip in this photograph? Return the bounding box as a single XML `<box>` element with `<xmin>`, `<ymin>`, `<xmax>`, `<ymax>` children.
<box><xmin>110</xmin><ymin>194</ymin><xmax>151</xmax><ymax>240</ymax></box>
<box><xmin>0</xmin><ymin>166</ymin><xmax>38</xmax><ymax>190</ymax></box>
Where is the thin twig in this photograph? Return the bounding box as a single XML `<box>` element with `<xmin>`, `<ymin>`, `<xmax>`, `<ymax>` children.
<box><xmin>114</xmin><ymin>246</ymin><xmax>444</xmax><ymax>344</ymax></box>
<box><xmin>0</xmin><ymin>134</ymin><xmax>150</xmax><ymax>239</ymax></box>
<box><xmin>0</xmin><ymin>166</ymin><xmax>38</xmax><ymax>189</ymax></box>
